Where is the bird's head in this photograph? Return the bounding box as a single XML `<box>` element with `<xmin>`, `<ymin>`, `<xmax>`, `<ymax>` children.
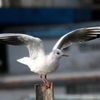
<box><xmin>51</xmin><ymin>49</ymin><xmax>68</xmax><ymax>59</ymax></box>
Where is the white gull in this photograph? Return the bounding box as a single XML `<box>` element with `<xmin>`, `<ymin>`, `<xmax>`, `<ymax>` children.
<box><xmin>0</xmin><ymin>27</ymin><xmax>100</xmax><ymax>88</ymax></box>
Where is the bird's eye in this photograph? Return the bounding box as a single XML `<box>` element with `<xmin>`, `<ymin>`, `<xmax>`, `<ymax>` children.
<box><xmin>57</xmin><ymin>52</ymin><xmax>60</xmax><ymax>55</ymax></box>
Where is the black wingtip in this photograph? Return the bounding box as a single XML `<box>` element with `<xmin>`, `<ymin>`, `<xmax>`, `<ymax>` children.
<box><xmin>97</xmin><ymin>34</ymin><xmax>100</xmax><ymax>38</ymax></box>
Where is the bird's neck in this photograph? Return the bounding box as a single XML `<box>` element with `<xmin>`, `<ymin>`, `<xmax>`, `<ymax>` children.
<box><xmin>48</xmin><ymin>53</ymin><xmax>60</xmax><ymax>60</ymax></box>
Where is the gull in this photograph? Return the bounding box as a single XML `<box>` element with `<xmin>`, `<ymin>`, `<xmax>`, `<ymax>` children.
<box><xmin>0</xmin><ymin>27</ymin><xmax>100</xmax><ymax>89</ymax></box>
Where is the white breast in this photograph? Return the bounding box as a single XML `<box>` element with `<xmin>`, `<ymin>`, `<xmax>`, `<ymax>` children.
<box><xmin>30</xmin><ymin>56</ymin><xmax>59</xmax><ymax>75</ymax></box>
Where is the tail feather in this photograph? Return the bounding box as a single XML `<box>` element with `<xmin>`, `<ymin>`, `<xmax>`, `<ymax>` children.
<box><xmin>17</xmin><ymin>57</ymin><xmax>32</xmax><ymax>66</ymax></box>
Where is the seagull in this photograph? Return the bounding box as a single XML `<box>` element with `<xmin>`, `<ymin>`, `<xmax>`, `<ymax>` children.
<box><xmin>0</xmin><ymin>27</ymin><xmax>100</xmax><ymax>89</ymax></box>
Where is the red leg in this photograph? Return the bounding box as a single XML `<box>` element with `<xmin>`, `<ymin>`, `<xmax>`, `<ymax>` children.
<box><xmin>44</xmin><ymin>75</ymin><xmax>51</xmax><ymax>89</ymax></box>
<box><xmin>39</xmin><ymin>75</ymin><xmax>51</xmax><ymax>89</ymax></box>
<box><xmin>44</xmin><ymin>75</ymin><xmax>48</xmax><ymax>82</ymax></box>
<box><xmin>40</xmin><ymin>75</ymin><xmax>45</xmax><ymax>83</ymax></box>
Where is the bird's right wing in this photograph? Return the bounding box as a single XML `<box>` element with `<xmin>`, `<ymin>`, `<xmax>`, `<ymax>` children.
<box><xmin>0</xmin><ymin>33</ymin><xmax>45</xmax><ymax>59</ymax></box>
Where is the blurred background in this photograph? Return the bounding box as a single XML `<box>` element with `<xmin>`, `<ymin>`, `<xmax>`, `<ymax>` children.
<box><xmin>1</xmin><ymin>0</ymin><xmax>100</xmax><ymax>100</ymax></box>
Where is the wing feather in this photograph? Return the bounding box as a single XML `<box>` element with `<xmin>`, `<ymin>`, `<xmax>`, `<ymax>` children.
<box><xmin>53</xmin><ymin>27</ymin><xmax>100</xmax><ymax>50</ymax></box>
<box><xmin>0</xmin><ymin>33</ymin><xmax>45</xmax><ymax>59</ymax></box>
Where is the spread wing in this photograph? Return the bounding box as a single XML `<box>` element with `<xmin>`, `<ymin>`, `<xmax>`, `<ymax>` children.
<box><xmin>53</xmin><ymin>27</ymin><xmax>100</xmax><ymax>50</ymax></box>
<box><xmin>0</xmin><ymin>33</ymin><xmax>45</xmax><ymax>59</ymax></box>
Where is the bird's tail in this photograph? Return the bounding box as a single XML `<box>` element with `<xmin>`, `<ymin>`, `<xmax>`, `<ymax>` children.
<box><xmin>17</xmin><ymin>57</ymin><xmax>32</xmax><ymax>66</ymax></box>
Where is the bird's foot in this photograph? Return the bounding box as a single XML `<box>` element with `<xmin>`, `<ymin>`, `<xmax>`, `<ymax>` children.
<box><xmin>44</xmin><ymin>81</ymin><xmax>51</xmax><ymax>89</ymax></box>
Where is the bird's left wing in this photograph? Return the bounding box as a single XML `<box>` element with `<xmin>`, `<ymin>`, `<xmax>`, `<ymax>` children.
<box><xmin>53</xmin><ymin>27</ymin><xmax>100</xmax><ymax>50</ymax></box>
<box><xmin>0</xmin><ymin>33</ymin><xmax>45</xmax><ymax>59</ymax></box>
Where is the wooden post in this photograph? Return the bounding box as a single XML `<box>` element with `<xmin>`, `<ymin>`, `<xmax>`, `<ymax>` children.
<box><xmin>35</xmin><ymin>83</ymin><xmax>54</xmax><ymax>100</ymax></box>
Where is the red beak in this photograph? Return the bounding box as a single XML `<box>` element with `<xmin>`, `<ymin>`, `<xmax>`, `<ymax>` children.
<box><xmin>62</xmin><ymin>54</ymin><xmax>68</xmax><ymax>57</ymax></box>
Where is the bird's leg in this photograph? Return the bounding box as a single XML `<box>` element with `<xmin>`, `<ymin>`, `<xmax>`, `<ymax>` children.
<box><xmin>40</xmin><ymin>75</ymin><xmax>51</xmax><ymax>89</ymax></box>
<box><xmin>44</xmin><ymin>75</ymin><xmax>51</xmax><ymax>89</ymax></box>
<box><xmin>40</xmin><ymin>75</ymin><xmax>45</xmax><ymax>83</ymax></box>
<box><xmin>44</xmin><ymin>75</ymin><xmax>49</xmax><ymax>82</ymax></box>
